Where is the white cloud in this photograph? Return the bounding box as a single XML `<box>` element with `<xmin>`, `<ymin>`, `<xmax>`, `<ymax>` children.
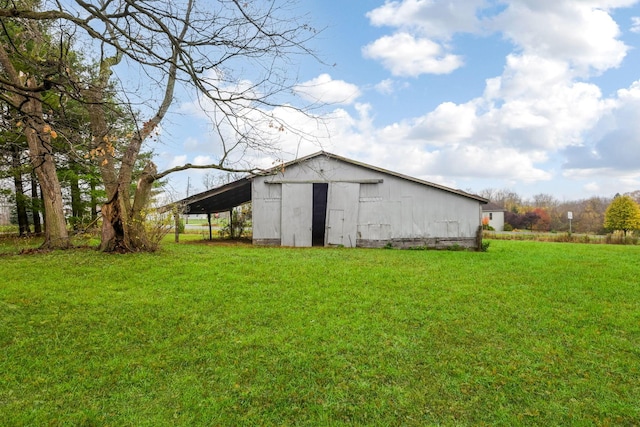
<box><xmin>193</xmin><ymin>155</ymin><xmax>213</xmax><ymax>166</ymax></box>
<box><xmin>183</xmin><ymin>137</ymin><xmax>199</xmax><ymax>151</ymax></box>
<box><xmin>294</xmin><ymin>74</ymin><xmax>361</xmax><ymax>105</ymax></box>
<box><xmin>166</xmin><ymin>154</ymin><xmax>187</xmax><ymax>169</ymax></box>
<box><xmin>366</xmin><ymin>0</ymin><xmax>485</xmax><ymax>37</ymax></box>
<box><xmin>563</xmin><ymin>80</ymin><xmax>640</xmax><ymax>173</ymax></box>
<box><xmin>363</xmin><ymin>0</ymin><xmax>482</xmax><ymax>77</ymax></box>
<box><xmin>632</xmin><ymin>16</ymin><xmax>640</xmax><ymax>32</ymax></box>
<box><xmin>423</xmin><ymin>146</ymin><xmax>552</xmax><ymax>182</ymax></box>
<box><xmin>478</xmin><ymin>54</ymin><xmax>607</xmax><ymax>152</ymax></box>
<box><xmin>363</xmin><ymin>1</ymin><xmax>630</xmax><ymax>78</ymax></box>
<box><xmin>584</xmin><ymin>182</ymin><xmax>601</xmax><ymax>193</ymax></box>
<box><xmin>492</xmin><ymin>1</ymin><xmax>629</xmax><ymax>76</ymax></box>
<box><xmin>408</xmin><ymin>101</ymin><xmax>478</xmax><ymax>144</ymax></box>
<box><xmin>362</xmin><ymin>33</ymin><xmax>463</xmax><ymax>76</ymax></box>
<box><xmin>374</xmin><ymin>79</ymin><xmax>396</xmax><ymax>95</ymax></box>
<box><xmin>562</xmin><ymin>169</ymin><xmax>640</xmax><ymax>196</ymax></box>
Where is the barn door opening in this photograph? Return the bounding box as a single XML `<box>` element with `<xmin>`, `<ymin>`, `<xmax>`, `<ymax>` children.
<box><xmin>312</xmin><ymin>183</ymin><xmax>328</xmax><ymax>246</ymax></box>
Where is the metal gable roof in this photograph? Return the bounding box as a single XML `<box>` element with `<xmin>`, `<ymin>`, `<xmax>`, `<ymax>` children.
<box><xmin>299</xmin><ymin>151</ymin><xmax>489</xmax><ymax>204</ymax></box>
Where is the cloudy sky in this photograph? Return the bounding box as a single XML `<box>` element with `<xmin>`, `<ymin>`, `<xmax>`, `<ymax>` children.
<box><xmin>156</xmin><ymin>0</ymin><xmax>640</xmax><ymax>201</ymax></box>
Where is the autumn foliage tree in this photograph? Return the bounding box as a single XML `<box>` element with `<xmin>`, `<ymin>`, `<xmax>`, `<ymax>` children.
<box><xmin>504</xmin><ymin>210</ymin><xmax>540</xmax><ymax>231</ymax></box>
<box><xmin>604</xmin><ymin>195</ymin><xmax>640</xmax><ymax>236</ymax></box>
<box><xmin>531</xmin><ymin>208</ymin><xmax>551</xmax><ymax>232</ymax></box>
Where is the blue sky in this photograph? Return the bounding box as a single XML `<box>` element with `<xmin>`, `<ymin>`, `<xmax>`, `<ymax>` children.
<box><xmin>154</xmin><ymin>0</ymin><xmax>640</xmax><ymax>202</ymax></box>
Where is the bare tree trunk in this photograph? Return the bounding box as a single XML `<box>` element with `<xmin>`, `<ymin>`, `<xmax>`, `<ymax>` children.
<box><xmin>90</xmin><ymin>178</ymin><xmax>98</xmax><ymax>222</ymax></box>
<box><xmin>23</xmin><ymin>89</ymin><xmax>69</xmax><ymax>248</ymax></box>
<box><xmin>0</xmin><ymin>43</ymin><xmax>69</xmax><ymax>249</ymax></box>
<box><xmin>98</xmin><ymin>163</ymin><xmax>157</xmax><ymax>252</ymax></box>
<box><xmin>11</xmin><ymin>145</ymin><xmax>30</xmax><ymax>236</ymax></box>
<box><xmin>25</xmin><ymin>133</ymin><xmax>69</xmax><ymax>248</ymax></box>
<box><xmin>31</xmin><ymin>170</ymin><xmax>42</xmax><ymax>235</ymax></box>
<box><xmin>98</xmin><ymin>190</ymin><xmax>127</xmax><ymax>252</ymax></box>
<box><xmin>69</xmin><ymin>164</ymin><xmax>83</xmax><ymax>230</ymax></box>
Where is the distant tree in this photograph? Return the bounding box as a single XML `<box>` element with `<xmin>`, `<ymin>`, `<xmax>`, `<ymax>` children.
<box><xmin>495</xmin><ymin>189</ymin><xmax>522</xmax><ymax>212</ymax></box>
<box><xmin>604</xmin><ymin>195</ymin><xmax>640</xmax><ymax>236</ymax></box>
<box><xmin>626</xmin><ymin>190</ymin><xmax>640</xmax><ymax>205</ymax></box>
<box><xmin>202</xmin><ymin>172</ymin><xmax>218</xmax><ymax>191</ymax></box>
<box><xmin>202</xmin><ymin>172</ymin><xmax>244</xmax><ymax>192</ymax></box>
<box><xmin>505</xmin><ymin>210</ymin><xmax>541</xmax><ymax>231</ymax></box>
<box><xmin>521</xmin><ymin>211</ymin><xmax>540</xmax><ymax>231</ymax></box>
<box><xmin>504</xmin><ymin>211</ymin><xmax>520</xmax><ymax>229</ymax></box>
<box><xmin>576</xmin><ymin>197</ymin><xmax>609</xmax><ymax>234</ymax></box>
<box><xmin>531</xmin><ymin>207</ymin><xmax>551</xmax><ymax>232</ymax></box>
<box><xmin>531</xmin><ymin>193</ymin><xmax>557</xmax><ymax>209</ymax></box>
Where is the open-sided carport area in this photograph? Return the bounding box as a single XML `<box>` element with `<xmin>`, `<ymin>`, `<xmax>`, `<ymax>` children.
<box><xmin>169</xmin><ymin>177</ymin><xmax>252</xmax><ymax>240</ymax></box>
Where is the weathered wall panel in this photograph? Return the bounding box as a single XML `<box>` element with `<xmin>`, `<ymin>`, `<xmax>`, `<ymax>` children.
<box><xmin>326</xmin><ymin>182</ymin><xmax>359</xmax><ymax>247</ymax></box>
<box><xmin>281</xmin><ymin>183</ymin><xmax>312</xmax><ymax>247</ymax></box>
<box><xmin>252</xmin><ymin>183</ymin><xmax>281</xmax><ymax>243</ymax></box>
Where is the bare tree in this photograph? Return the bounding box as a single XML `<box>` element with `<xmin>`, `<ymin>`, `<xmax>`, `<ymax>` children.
<box><xmin>1</xmin><ymin>0</ymin><xmax>319</xmax><ymax>252</ymax></box>
<box><xmin>478</xmin><ymin>188</ymin><xmax>522</xmax><ymax>212</ymax></box>
<box><xmin>202</xmin><ymin>171</ymin><xmax>245</xmax><ymax>191</ymax></box>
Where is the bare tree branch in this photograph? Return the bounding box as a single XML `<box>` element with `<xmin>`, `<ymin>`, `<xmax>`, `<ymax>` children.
<box><xmin>153</xmin><ymin>162</ymin><xmax>269</xmax><ymax>182</ymax></box>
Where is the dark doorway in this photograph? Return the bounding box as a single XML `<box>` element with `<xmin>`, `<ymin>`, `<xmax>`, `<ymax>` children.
<box><xmin>312</xmin><ymin>183</ymin><xmax>328</xmax><ymax>246</ymax></box>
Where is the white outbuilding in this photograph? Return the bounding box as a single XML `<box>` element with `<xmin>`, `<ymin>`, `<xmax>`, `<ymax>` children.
<box><xmin>178</xmin><ymin>152</ymin><xmax>488</xmax><ymax>249</ymax></box>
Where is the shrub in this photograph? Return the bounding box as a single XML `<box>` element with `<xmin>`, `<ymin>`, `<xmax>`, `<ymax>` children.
<box><xmin>177</xmin><ymin>219</ymin><xmax>185</xmax><ymax>234</ymax></box>
<box><xmin>219</xmin><ymin>209</ymin><xmax>248</xmax><ymax>239</ymax></box>
<box><xmin>407</xmin><ymin>245</ymin><xmax>429</xmax><ymax>251</ymax></box>
<box><xmin>447</xmin><ymin>244</ymin><xmax>465</xmax><ymax>251</ymax></box>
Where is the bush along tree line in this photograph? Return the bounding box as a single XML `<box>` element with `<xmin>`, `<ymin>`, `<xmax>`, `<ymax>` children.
<box><xmin>480</xmin><ymin>188</ymin><xmax>640</xmax><ymax>238</ymax></box>
<box><xmin>0</xmin><ymin>0</ymin><xmax>319</xmax><ymax>252</ymax></box>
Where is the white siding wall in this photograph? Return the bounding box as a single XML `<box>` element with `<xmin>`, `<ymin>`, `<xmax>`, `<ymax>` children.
<box><xmin>252</xmin><ymin>155</ymin><xmax>482</xmax><ymax>247</ymax></box>
<box><xmin>483</xmin><ymin>211</ymin><xmax>505</xmax><ymax>232</ymax></box>
<box><xmin>252</xmin><ymin>181</ymin><xmax>281</xmax><ymax>243</ymax></box>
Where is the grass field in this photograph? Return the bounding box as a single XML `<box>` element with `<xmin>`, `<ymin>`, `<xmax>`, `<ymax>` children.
<box><xmin>1</xmin><ymin>239</ymin><xmax>639</xmax><ymax>426</ymax></box>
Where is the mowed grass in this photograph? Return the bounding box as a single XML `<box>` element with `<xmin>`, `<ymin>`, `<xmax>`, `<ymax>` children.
<box><xmin>1</xmin><ymin>240</ymin><xmax>639</xmax><ymax>426</ymax></box>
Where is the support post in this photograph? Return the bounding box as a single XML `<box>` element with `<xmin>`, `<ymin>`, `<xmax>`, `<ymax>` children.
<box><xmin>174</xmin><ymin>211</ymin><xmax>180</xmax><ymax>243</ymax></box>
<box><xmin>207</xmin><ymin>213</ymin><xmax>212</xmax><ymax>240</ymax></box>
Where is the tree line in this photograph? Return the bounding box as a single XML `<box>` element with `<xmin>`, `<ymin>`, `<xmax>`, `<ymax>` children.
<box><xmin>1</xmin><ymin>0</ymin><xmax>317</xmax><ymax>252</ymax></box>
<box><xmin>479</xmin><ymin>188</ymin><xmax>640</xmax><ymax>234</ymax></box>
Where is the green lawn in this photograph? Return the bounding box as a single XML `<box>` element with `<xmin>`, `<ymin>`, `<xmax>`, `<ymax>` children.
<box><xmin>1</xmin><ymin>240</ymin><xmax>639</xmax><ymax>426</ymax></box>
